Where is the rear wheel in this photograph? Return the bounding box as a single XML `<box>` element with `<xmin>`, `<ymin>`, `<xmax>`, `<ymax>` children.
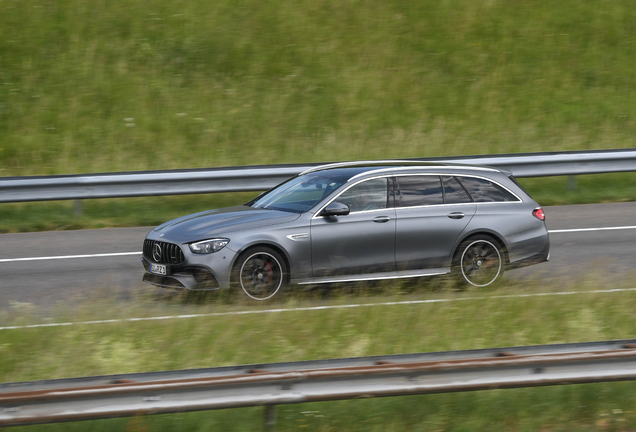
<box><xmin>233</xmin><ymin>247</ymin><xmax>287</xmax><ymax>301</ymax></box>
<box><xmin>453</xmin><ymin>236</ymin><xmax>503</xmax><ymax>287</ymax></box>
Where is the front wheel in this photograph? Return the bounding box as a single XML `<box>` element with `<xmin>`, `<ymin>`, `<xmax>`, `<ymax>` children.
<box><xmin>453</xmin><ymin>236</ymin><xmax>503</xmax><ymax>288</ymax></box>
<box><xmin>233</xmin><ymin>247</ymin><xmax>288</xmax><ymax>301</ymax></box>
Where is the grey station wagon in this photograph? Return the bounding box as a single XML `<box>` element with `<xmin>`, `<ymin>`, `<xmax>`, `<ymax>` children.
<box><xmin>141</xmin><ymin>161</ymin><xmax>550</xmax><ymax>300</ymax></box>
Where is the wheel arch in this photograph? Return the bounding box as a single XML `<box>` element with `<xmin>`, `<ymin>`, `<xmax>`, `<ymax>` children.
<box><xmin>230</xmin><ymin>242</ymin><xmax>292</xmax><ymax>283</ymax></box>
<box><xmin>452</xmin><ymin>231</ymin><xmax>510</xmax><ymax>266</ymax></box>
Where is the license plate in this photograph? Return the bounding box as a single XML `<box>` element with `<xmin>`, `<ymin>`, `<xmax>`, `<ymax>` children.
<box><xmin>149</xmin><ymin>263</ymin><xmax>167</xmax><ymax>275</ymax></box>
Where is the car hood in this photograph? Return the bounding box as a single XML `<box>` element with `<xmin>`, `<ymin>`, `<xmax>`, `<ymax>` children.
<box><xmin>152</xmin><ymin>205</ymin><xmax>301</xmax><ymax>240</ymax></box>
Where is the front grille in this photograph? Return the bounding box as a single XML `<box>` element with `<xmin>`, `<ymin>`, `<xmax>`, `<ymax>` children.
<box><xmin>143</xmin><ymin>240</ymin><xmax>185</xmax><ymax>264</ymax></box>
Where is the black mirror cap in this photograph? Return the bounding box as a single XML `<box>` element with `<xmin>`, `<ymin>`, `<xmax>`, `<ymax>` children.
<box><xmin>320</xmin><ymin>202</ymin><xmax>350</xmax><ymax>217</ymax></box>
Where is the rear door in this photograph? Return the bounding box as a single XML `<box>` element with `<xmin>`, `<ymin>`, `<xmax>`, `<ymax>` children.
<box><xmin>394</xmin><ymin>175</ymin><xmax>476</xmax><ymax>270</ymax></box>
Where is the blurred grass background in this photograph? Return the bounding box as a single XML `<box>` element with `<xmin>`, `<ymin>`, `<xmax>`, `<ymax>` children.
<box><xmin>3</xmin><ymin>280</ymin><xmax>636</xmax><ymax>431</ymax></box>
<box><xmin>1</xmin><ymin>0</ymin><xmax>635</xmax><ymax>177</ymax></box>
<box><xmin>1</xmin><ymin>0</ymin><xmax>636</xmax><ymax>231</ymax></box>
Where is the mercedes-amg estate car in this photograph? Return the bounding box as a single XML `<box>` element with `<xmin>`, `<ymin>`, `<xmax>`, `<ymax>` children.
<box><xmin>141</xmin><ymin>161</ymin><xmax>550</xmax><ymax>300</ymax></box>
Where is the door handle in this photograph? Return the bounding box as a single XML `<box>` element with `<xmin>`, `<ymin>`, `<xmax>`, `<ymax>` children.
<box><xmin>372</xmin><ymin>216</ymin><xmax>391</xmax><ymax>223</ymax></box>
<box><xmin>447</xmin><ymin>212</ymin><xmax>465</xmax><ymax>219</ymax></box>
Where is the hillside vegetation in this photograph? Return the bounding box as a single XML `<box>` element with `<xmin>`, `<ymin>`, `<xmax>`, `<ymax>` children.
<box><xmin>1</xmin><ymin>0</ymin><xmax>635</xmax><ymax>177</ymax></box>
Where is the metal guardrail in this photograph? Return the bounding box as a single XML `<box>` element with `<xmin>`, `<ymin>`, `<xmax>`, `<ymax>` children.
<box><xmin>1</xmin><ymin>339</ymin><xmax>636</xmax><ymax>428</ymax></box>
<box><xmin>1</xmin><ymin>148</ymin><xmax>636</xmax><ymax>203</ymax></box>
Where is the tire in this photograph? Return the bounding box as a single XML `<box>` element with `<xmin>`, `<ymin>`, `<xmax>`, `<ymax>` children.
<box><xmin>453</xmin><ymin>236</ymin><xmax>504</xmax><ymax>288</ymax></box>
<box><xmin>232</xmin><ymin>247</ymin><xmax>288</xmax><ymax>301</ymax></box>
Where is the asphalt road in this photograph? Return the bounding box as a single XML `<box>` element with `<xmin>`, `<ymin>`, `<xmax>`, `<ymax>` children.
<box><xmin>1</xmin><ymin>202</ymin><xmax>635</xmax><ymax>308</ymax></box>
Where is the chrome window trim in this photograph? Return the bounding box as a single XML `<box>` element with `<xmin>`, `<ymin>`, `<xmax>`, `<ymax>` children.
<box><xmin>394</xmin><ymin>200</ymin><xmax>523</xmax><ymax>211</ymax></box>
<box><xmin>394</xmin><ymin>201</ymin><xmax>476</xmax><ymax>211</ymax></box>
<box><xmin>393</xmin><ymin>173</ymin><xmax>523</xmax><ymax>207</ymax></box>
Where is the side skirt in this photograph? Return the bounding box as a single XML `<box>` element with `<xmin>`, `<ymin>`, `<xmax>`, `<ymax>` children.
<box><xmin>293</xmin><ymin>268</ymin><xmax>450</xmax><ymax>286</ymax></box>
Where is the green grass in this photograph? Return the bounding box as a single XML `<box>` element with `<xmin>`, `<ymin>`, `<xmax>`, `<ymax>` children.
<box><xmin>522</xmin><ymin>172</ymin><xmax>636</xmax><ymax>205</ymax></box>
<box><xmin>3</xmin><ymin>276</ymin><xmax>636</xmax><ymax>430</ymax></box>
<box><xmin>1</xmin><ymin>0</ymin><xmax>636</xmax><ymax>232</ymax></box>
<box><xmin>0</xmin><ymin>193</ymin><xmax>255</xmax><ymax>233</ymax></box>
<box><xmin>1</xmin><ymin>0</ymin><xmax>636</xmax><ymax>178</ymax></box>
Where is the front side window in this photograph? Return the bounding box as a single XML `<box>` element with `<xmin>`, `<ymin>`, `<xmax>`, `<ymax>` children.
<box><xmin>336</xmin><ymin>178</ymin><xmax>389</xmax><ymax>213</ymax></box>
<box><xmin>396</xmin><ymin>175</ymin><xmax>443</xmax><ymax>207</ymax></box>
<box><xmin>457</xmin><ymin>176</ymin><xmax>520</xmax><ymax>203</ymax></box>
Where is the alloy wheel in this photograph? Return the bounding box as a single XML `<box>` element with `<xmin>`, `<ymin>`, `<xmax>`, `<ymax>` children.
<box><xmin>239</xmin><ymin>251</ymin><xmax>284</xmax><ymax>300</ymax></box>
<box><xmin>459</xmin><ymin>240</ymin><xmax>502</xmax><ymax>287</ymax></box>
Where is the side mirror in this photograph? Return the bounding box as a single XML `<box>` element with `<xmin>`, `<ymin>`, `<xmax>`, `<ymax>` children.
<box><xmin>320</xmin><ymin>202</ymin><xmax>350</xmax><ymax>217</ymax></box>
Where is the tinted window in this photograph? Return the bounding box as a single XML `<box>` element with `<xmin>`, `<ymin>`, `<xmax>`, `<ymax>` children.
<box><xmin>250</xmin><ymin>173</ymin><xmax>347</xmax><ymax>213</ymax></box>
<box><xmin>457</xmin><ymin>176</ymin><xmax>520</xmax><ymax>203</ymax></box>
<box><xmin>397</xmin><ymin>176</ymin><xmax>443</xmax><ymax>207</ymax></box>
<box><xmin>442</xmin><ymin>176</ymin><xmax>472</xmax><ymax>204</ymax></box>
<box><xmin>337</xmin><ymin>178</ymin><xmax>388</xmax><ymax>212</ymax></box>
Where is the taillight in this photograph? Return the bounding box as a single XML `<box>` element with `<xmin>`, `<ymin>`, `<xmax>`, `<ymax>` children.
<box><xmin>532</xmin><ymin>207</ymin><xmax>545</xmax><ymax>221</ymax></box>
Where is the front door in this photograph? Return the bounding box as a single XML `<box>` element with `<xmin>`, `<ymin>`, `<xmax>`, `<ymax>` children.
<box><xmin>310</xmin><ymin>177</ymin><xmax>396</xmax><ymax>278</ymax></box>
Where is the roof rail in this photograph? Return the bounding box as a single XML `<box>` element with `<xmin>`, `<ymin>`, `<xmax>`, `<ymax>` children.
<box><xmin>298</xmin><ymin>160</ymin><xmax>440</xmax><ymax>176</ymax></box>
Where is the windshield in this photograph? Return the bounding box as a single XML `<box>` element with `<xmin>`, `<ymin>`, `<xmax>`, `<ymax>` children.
<box><xmin>248</xmin><ymin>173</ymin><xmax>347</xmax><ymax>213</ymax></box>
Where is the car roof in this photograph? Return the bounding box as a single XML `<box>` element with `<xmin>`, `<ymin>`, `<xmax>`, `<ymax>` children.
<box><xmin>299</xmin><ymin>160</ymin><xmax>507</xmax><ymax>181</ymax></box>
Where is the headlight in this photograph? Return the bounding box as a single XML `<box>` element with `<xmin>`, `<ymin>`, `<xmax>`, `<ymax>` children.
<box><xmin>189</xmin><ymin>238</ymin><xmax>230</xmax><ymax>254</ymax></box>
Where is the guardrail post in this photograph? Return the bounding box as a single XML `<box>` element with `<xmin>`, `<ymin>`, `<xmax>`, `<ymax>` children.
<box><xmin>73</xmin><ymin>200</ymin><xmax>83</xmax><ymax>217</ymax></box>
<box><xmin>567</xmin><ymin>175</ymin><xmax>577</xmax><ymax>191</ymax></box>
<box><xmin>264</xmin><ymin>405</ymin><xmax>277</xmax><ymax>432</ymax></box>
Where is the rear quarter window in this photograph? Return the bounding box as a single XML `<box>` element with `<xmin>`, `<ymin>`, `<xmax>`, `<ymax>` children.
<box><xmin>457</xmin><ymin>176</ymin><xmax>520</xmax><ymax>203</ymax></box>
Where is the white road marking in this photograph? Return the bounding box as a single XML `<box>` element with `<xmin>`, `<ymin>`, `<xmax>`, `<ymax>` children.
<box><xmin>1</xmin><ymin>287</ymin><xmax>635</xmax><ymax>331</ymax></box>
<box><xmin>2</xmin><ymin>225</ymin><xmax>636</xmax><ymax>263</ymax></box>
<box><xmin>0</xmin><ymin>252</ymin><xmax>141</xmax><ymax>263</ymax></box>
<box><xmin>1</xmin><ymin>225</ymin><xmax>635</xmax><ymax>263</ymax></box>
<box><xmin>549</xmin><ymin>226</ymin><xmax>636</xmax><ymax>233</ymax></box>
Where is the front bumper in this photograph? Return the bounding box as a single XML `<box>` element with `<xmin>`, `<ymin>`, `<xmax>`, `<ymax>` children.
<box><xmin>140</xmin><ymin>257</ymin><xmax>221</xmax><ymax>291</ymax></box>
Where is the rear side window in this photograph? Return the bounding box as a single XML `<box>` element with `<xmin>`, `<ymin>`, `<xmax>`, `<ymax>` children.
<box><xmin>397</xmin><ymin>176</ymin><xmax>443</xmax><ymax>207</ymax></box>
<box><xmin>457</xmin><ymin>176</ymin><xmax>520</xmax><ymax>203</ymax></box>
<box><xmin>442</xmin><ymin>176</ymin><xmax>472</xmax><ymax>204</ymax></box>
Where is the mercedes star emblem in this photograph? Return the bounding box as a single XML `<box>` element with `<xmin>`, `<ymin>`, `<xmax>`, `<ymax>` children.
<box><xmin>152</xmin><ymin>243</ymin><xmax>162</xmax><ymax>262</ymax></box>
